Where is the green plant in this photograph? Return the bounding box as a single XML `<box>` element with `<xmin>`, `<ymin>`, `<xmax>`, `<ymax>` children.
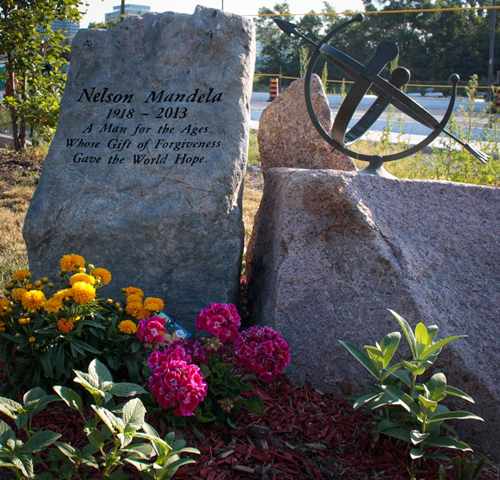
<box><xmin>0</xmin><ymin>359</ymin><xmax>200</xmax><ymax>479</ymax></box>
<box><xmin>339</xmin><ymin>310</ymin><xmax>483</xmax><ymax>465</ymax></box>
<box><xmin>451</xmin><ymin>454</ymin><xmax>487</xmax><ymax>480</ymax></box>
<box><xmin>0</xmin><ymin>387</ymin><xmax>61</xmax><ymax>478</ymax></box>
<box><xmin>0</xmin><ymin>253</ymin><xmax>164</xmax><ymax>395</ymax></box>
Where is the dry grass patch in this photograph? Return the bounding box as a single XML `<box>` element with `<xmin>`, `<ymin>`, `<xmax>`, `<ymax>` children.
<box><xmin>0</xmin><ymin>206</ymin><xmax>29</xmax><ymax>284</ymax></box>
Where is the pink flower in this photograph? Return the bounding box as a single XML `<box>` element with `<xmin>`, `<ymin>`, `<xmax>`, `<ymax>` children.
<box><xmin>137</xmin><ymin>316</ymin><xmax>168</xmax><ymax>345</ymax></box>
<box><xmin>195</xmin><ymin>302</ymin><xmax>241</xmax><ymax>343</ymax></box>
<box><xmin>233</xmin><ymin>326</ymin><xmax>291</xmax><ymax>382</ymax></box>
<box><xmin>148</xmin><ymin>359</ymin><xmax>208</xmax><ymax>416</ymax></box>
<box><xmin>147</xmin><ymin>339</ymin><xmax>206</xmax><ymax>372</ymax></box>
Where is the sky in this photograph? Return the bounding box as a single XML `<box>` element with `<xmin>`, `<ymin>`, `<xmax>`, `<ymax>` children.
<box><xmin>80</xmin><ymin>0</ymin><xmax>365</xmax><ymax>27</ymax></box>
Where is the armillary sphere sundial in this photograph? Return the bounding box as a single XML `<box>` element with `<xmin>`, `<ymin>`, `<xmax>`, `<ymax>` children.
<box><xmin>274</xmin><ymin>14</ymin><xmax>489</xmax><ymax>178</ymax></box>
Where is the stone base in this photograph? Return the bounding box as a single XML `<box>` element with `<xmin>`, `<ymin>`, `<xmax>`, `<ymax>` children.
<box><xmin>247</xmin><ymin>168</ymin><xmax>500</xmax><ymax>461</ymax></box>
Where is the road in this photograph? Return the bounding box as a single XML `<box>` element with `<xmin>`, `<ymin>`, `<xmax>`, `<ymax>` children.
<box><xmin>250</xmin><ymin>92</ymin><xmax>494</xmax><ymax>146</ymax></box>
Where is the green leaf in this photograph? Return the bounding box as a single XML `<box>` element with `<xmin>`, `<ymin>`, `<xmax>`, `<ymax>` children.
<box><xmin>92</xmin><ymin>405</ymin><xmax>124</xmax><ymax>433</ymax></box>
<box><xmin>410</xmin><ymin>429</ymin><xmax>429</xmax><ymax>445</ymax></box>
<box><xmin>418</xmin><ymin>394</ymin><xmax>438</xmax><ymax>415</ymax></box>
<box><xmin>389</xmin><ymin>310</ymin><xmax>417</xmax><ymax>359</ymax></box>
<box><xmin>122</xmin><ymin>398</ymin><xmax>146</xmax><ymax>433</ymax></box>
<box><xmin>427</xmin><ymin>410</ymin><xmax>483</xmax><ymax>423</ymax></box>
<box><xmin>445</xmin><ymin>385</ymin><xmax>475</xmax><ymax>403</ymax></box>
<box><xmin>53</xmin><ymin>386</ymin><xmax>83</xmax><ymax>413</ymax></box>
<box><xmin>423</xmin><ymin>436</ymin><xmax>473</xmax><ymax>451</ymax></box>
<box><xmin>415</xmin><ymin>323</ymin><xmax>430</xmax><ymax>356</ymax></box>
<box><xmin>108</xmin><ymin>382</ymin><xmax>147</xmax><ymax>398</ymax></box>
<box><xmin>420</xmin><ymin>335</ymin><xmax>468</xmax><ymax>360</ymax></box>
<box><xmin>428</xmin><ymin>372</ymin><xmax>447</xmax><ymax>402</ymax></box>
<box><xmin>380</xmin><ymin>385</ymin><xmax>420</xmax><ymax>417</ymax></box>
<box><xmin>353</xmin><ymin>392</ymin><xmax>382</xmax><ymax>410</ymax></box>
<box><xmin>410</xmin><ymin>447</ymin><xmax>424</xmax><ymax>460</ymax></box>
<box><xmin>379</xmin><ymin>332</ymin><xmax>401</xmax><ymax>367</ymax></box>
<box><xmin>23</xmin><ymin>430</ymin><xmax>61</xmax><ymax>453</ymax></box>
<box><xmin>89</xmin><ymin>358</ymin><xmax>113</xmax><ymax>383</ymax></box>
<box><xmin>338</xmin><ymin>340</ymin><xmax>380</xmax><ymax>380</ymax></box>
<box><xmin>0</xmin><ymin>419</ymin><xmax>15</xmax><ymax>443</ymax></box>
<box><xmin>72</xmin><ymin>339</ymin><xmax>101</xmax><ymax>355</ymax></box>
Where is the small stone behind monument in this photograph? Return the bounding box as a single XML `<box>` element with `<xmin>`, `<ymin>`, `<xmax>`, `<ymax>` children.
<box><xmin>258</xmin><ymin>74</ymin><xmax>356</xmax><ymax>177</ymax></box>
<box><xmin>23</xmin><ymin>7</ymin><xmax>255</xmax><ymax>328</ymax></box>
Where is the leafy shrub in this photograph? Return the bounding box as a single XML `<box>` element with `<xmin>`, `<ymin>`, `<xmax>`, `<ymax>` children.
<box><xmin>339</xmin><ymin>310</ymin><xmax>483</xmax><ymax>464</ymax></box>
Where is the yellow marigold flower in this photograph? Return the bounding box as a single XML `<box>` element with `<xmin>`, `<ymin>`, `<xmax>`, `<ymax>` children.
<box><xmin>92</xmin><ymin>268</ymin><xmax>112</xmax><ymax>285</ymax></box>
<box><xmin>19</xmin><ymin>317</ymin><xmax>31</xmax><ymax>325</ymax></box>
<box><xmin>118</xmin><ymin>320</ymin><xmax>137</xmax><ymax>334</ymax></box>
<box><xmin>25</xmin><ymin>283</ymin><xmax>33</xmax><ymax>290</ymax></box>
<box><xmin>13</xmin><ymin>269</ymin><xmax>31</xmax><ymax>281</ymax></box>
<box><xmin>60</xmin><ymin>254</ymin><xmax>85</xmax><ymax>272</ymax></box>
<box><xmin>53</xmin><ymin>289</ymin><xmax>73</xmax><ymax>301</ymax></box>
<box><xmin>28</xmin><ymin>336</ymin><xmax>36</xmax><ymax>343</ymax></box>
<box><xmin>43</xmin><ymin>297</ymin><xmax>63</xmax><ymax>314</ymax></box>
<box><xmin>125</xmin><ymin>301</ymin><xmax>144</xmax><ymax>319</ymax></box>
<box><xmin>143</xmin><ymin>297</ymin><xmax>164</xmax><ymax>312</ymax></box>
<box><xmin>124</xmin><ymin>286</ymin><xmax>144</xmax><ymax>299</ymax></box>
<box><xmin>71</xmin><ymin>282</ymin><xmax>96</xmax><ymax>305</ymax></box>
<box><xmin>69</xmin><ymin>273</ymin><xmax>95</xmax><ymax>286</ymax></box>
<box><xmin>11</xmin><ymin>288</ymin><xmax>27</xmax><ymax>301</ymax></box>
<box><xmin>126</xmin><ymin>294</ymin><xmax>143</xmax><ymax>304</ymax></box>
<box><xmin>21</xmin><ymin>290</ymin><xmax>46</xmax><ymax>312</ymax></box>
<box><xmin>57</xmin><ymin>318</ymin><xmax>74</xmax><ymax>333</ymax></box>
<box><xmin>0</xmin><ymin>298</ymin><xmax>11</xmax><ymax>316</ymax></box>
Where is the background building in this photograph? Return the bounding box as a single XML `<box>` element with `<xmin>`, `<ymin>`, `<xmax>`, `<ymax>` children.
<box><xmin>105</xmin><ymin>4</ymin><xmax>151</xmax><ymax>23</ymax></box>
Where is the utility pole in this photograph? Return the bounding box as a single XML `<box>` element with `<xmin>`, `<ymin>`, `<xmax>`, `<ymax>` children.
<box><xmin>120</xmin><ymin>0</ymin><xmax>125</xmax><ymax>22</ymax></box>
<box><xmin>487</xmin><ymin>0</ymin><xmax>497</xmax><ymax>101</ymax></box>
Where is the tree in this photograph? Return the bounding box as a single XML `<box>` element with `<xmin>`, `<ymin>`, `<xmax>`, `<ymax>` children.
<box><xmin>0</xmin><ymin>0</ymin><xmax>82</xmax><ymax>151</ymax></box>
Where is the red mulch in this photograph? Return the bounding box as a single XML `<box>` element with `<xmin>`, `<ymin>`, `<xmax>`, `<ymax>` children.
<box><xmin>18</xmin><ymin>374</ymin><xmax>498</xmax><ymax>480</ymax></box>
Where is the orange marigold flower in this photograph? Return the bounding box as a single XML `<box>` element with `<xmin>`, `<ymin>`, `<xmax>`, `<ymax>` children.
<box><xmin>11</xmin><ymin>288</ymin><xmax>27</xmax><ymax>301</ymax></box>
<box><xmin>69</xmin><ymin>273</ymin><xmax>95</xmax><ymax>286</ymax></box>
<box><xmin>60</xmin><ymin>254</ymin><xmax>85</xmax><ymax>272</ymax></box>
<box><xmin>0</xmin><ymin>298</ymin><xmax>11</xmax><ymax>316</ymax></box>
<box><xmin>0</xmin><ymin>320</ymin><xmax>6</xmax><ymax>331</ymax></box>
<box><xmin>21</xmin><ymin>290</ymin><xmax>46</xmax><ymax>312</ymax></box>
<box><xmin>126</xmin><ymin>294</ymin><xmax>143</xmax><ymax>304</ymax></box>
<box><xmin>57</xmin><ymin>318</ymin><xmax>74</xmax><ymax>333</ymax></box>
<box><xmin>43</xmin><ymin>297</ymin><xmax>63</xmax><ymax>314</ymax></box>
<box><xmin>71</xmin><ymin>282</ymin><xmax>96</xmax><ymax>305</ymax></box>
<box><xmin>92</xmin><ymin>268</ymin><xmax>112</xmax><ymax>285</ymax></box>
<box><xmin>118</xmin><ymin>320</ymin><xmax>137</xmax><ymax>334</ymax></box>
<box><xmin>53</xmin><ymin>289</ymin><xmax>72</xmax><ymax>301</ymax></box>
<box><xmin>19</xmin><ymin>317</ymin><xmax>31</xmax><ymax>325</ymax></box>
<box><xmin>28</xmin><ymin>336</ymin><xmax>36</xmax><ymax>343</ymax></box>
<box><xmin>143</xmin><ymin>297</ymin><xmax>164</xmax><ymax>313</ymax></box>
<box><xmin>13</xmin><ymin>269</ymin><xmax>31</xmax><ymax>281</ymax></box>
<box><xmin>140</xmin><ymin>308</ymin><xmax>151</xmax><ymax>320</ymax></box>
<box><xmin>124</xmin><ymin>286</ymin><xmax>144</xmax><ymax>298</ymax></box>
<box><xmin>125</xmin><ymin>301</ymin><xmax>144</xmax><ymax>319</ymax></box>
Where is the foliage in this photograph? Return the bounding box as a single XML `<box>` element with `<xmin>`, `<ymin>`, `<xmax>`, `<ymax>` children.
<box><xmin>255</xmin><ymin>1</ymin><xmax>497</xmax><ymax>90</ymax></box>
<box><xmin>0</xmin><ymin>254</ymin><xmax>164</xmax><ymax>395</ymax></box>
<box><xmin>339</xmin><ymin>310</ymin><xmax>483</xmax><ymax>466</ymax></box>
<box><xmin>139</xmin><ymin>304</ymin><xmax>290</xmax><ymax>427</ymax></box>
<box><xmin>0</xmin><ymin>359</ymin><xmax>199</xmax><ymax>479</ymax></box>
<box><xmin>0</xmin><ymin>0</ymin><xmax>82</xmax><ymax>151</ymax></box>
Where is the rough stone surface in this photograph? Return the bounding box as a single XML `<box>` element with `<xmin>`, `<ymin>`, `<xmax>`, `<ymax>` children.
<box><xmin>23</xmin><ymin>7</ymin><xmax>255</xmax><ymax>328</ymax></box>
<box><xmin>247</xmin><ymin>168</ymin><xmax>500</xmax><ymax>461</ymax></box>
<box><xmin>257</xmin><ymin>75</ymin><xmax>355</xmax><ymax>178</ymax></box>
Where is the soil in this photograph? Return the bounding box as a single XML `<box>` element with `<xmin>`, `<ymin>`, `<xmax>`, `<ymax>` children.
<box><xmin>0</xmin><ymin>150</ymin><xmax>44</xmax><ymax>191</ymax></box>
<box><xmin>0</xmin><ymin>153</ymin><xmax>498</xmax><ymax>480</ymax></box>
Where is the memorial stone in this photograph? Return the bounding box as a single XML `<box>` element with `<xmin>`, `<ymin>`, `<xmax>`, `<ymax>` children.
<box><xmin>23</xmin><ymin>7</ymin><xmax>255</xmax><ymax>327</ymax></box>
